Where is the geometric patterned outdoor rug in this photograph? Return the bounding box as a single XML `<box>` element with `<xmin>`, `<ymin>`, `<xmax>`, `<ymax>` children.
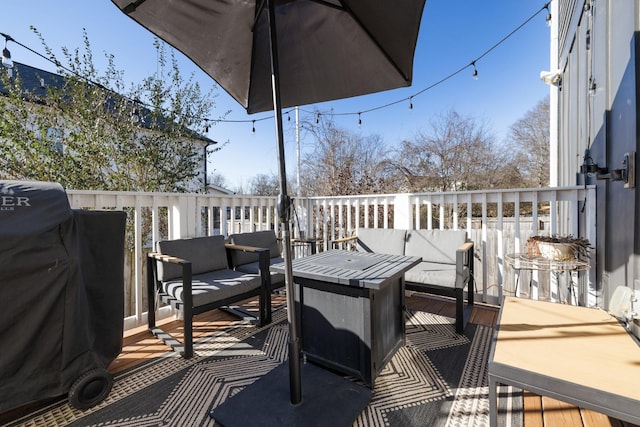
<box><xmin>6</xmin><ymin>309</ymin><xmax>522</xmax><ymax>427</ymax></box>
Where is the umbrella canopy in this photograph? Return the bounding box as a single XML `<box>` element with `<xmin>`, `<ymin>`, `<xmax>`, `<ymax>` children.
<box><xmin>110</xmin><ymin>0</ymin><xmax>426</xmax><ymax>406</ymax></box>
<box><xmin>111</xmin><ymin>0</ymin><xmax>425</xmax><ymax>114</ymax></box>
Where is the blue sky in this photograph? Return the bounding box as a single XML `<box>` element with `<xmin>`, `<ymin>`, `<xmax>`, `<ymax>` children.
<box><xmin>3</xmin><ymin>1</ymin><xmax>551</xmax><ymax>191</ymax></box>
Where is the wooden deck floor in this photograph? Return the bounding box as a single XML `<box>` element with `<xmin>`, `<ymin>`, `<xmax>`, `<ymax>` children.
<box><xmin>1</xmin><ymin>293</ymin><xmax>637</xmax><ymax>426</ymax></box>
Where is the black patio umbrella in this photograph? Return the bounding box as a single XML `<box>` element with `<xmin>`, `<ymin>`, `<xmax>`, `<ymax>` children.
<box><xmin>110</xmin><ymin>0</ymin><xmax>426</xmax><ymax>407</ymax></box>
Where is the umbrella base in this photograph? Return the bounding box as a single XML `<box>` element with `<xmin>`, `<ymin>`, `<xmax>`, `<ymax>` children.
<box><xmin>210</xmin><ymin>362</ymin><xmax>372</xmax><ymax>427</ymax></box>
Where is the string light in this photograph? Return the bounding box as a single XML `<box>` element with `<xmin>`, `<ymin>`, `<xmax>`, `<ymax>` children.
<box><xmin>0</xmin><ymin>2</ymin><xmax>551</xmax><ymax>132</ymax></box>
<box><xmin>252</xmin><ymin>120</ymin><xmax>255</xmax><ymax>133</ymax></box>
<box><xmin>204</xmin><ymin>119</ymin><xmax>209</xmax><ymax>133</ymax></box>
<box><xmin>1</xmin><ymin>33</ymin><xmax>13</xmax><ymax>69</ymax></box>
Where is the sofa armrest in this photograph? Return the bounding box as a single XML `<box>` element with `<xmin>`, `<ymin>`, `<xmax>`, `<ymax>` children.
<box><xmin>147</xmin><ymin>252</ymin><xmax>193</xmax><ymax>309</ymax></box>
<box><xmin>277</xmin><ymin>237</ymin><xmax>318</xmax><ymax>255</ymax></box>
<box><xmin>225</xmin><ymin>243</ymin><xmax>271</xmax><ymax>286</ymax></box>
<box><xmin>291</xmin><ymin>238</ymin><xmax>318</xmax><ymax>254</ymax></box>
<box><xmin>330</xmin><ymin>235</ymin><xmax>357</xmax><ymax>250</ymax></box>
<box><xmin>225</xmin><ymin>243</ymin><xmax>269</xmax><ymax>254</ymax></box>
<box><xmin>225</xmin><ymin>243</ymin><xmax>270</xmax><ymax>270</ymax></box>
<box><xmin>225</xmin><ymin>242</ymin><xmax>269</xmax><ymax>265</ymax></box>
<box><xmin>455</xmin><ymin>241</ymin><xmax>474</xmax><ymax>288</ymax></box>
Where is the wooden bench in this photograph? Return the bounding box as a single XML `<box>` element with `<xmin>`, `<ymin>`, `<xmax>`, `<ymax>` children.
<box><xmin>488</xmin><ymin>297</ymin><xmax>640</xmax><ymax>427</ymax></box>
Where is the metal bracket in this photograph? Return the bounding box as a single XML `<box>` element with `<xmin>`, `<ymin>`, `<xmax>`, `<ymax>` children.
<box><xmin>623</xmin><ymin>151</ymin><xmax>635</xmax><ymax>188</ymax></box>
<box><xmin>589</xmin><ymin>151</ymin><xmax>635</xmax><ymax>188</ymax></box>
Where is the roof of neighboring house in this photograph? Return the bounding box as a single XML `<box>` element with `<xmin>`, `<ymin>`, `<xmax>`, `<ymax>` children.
<box><xmin>1</xmin><ymin>62</ymin><xmax>217</xmax><ymax>145</ymax></box>
<box><xmin>206</xmin><ymin>183</ymin><xmax>236</xmax><ymax>195</ymax></box>
<box><xmin>0</xmin><ymin>62</ymin><xmax>64</xmax><ymax>100</ymax></box>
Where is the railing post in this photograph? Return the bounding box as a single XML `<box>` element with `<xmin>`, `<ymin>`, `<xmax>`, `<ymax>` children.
<box><xmin>133</xmin><ymin>198</ymin><xmax>143</xmax><ymax>326</ymax></box>
<box><xmin>585</xmin><ymin>186</ymin><xmax>598</xmax><ymax>307</ymax></box>
<box><xmin>497</xmin><ymin>193</ymin><xmax>504</xmax><ymax>301</ymax></box>
<box><xmin>394</xmin><ymin>194</ymin><xmax>412</xmax><ymax>229</ymax></box>
<box><xmin>168</xmin><ymin>195</ymin><xmax>192</xmax><ymax>239</ymax></box>
<box><xmin>481</xmin><ymin>193</ymin><xmax>488</xmax><ymax>302</ymax></box>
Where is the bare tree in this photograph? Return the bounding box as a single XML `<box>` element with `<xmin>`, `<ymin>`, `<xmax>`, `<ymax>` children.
<box><xmin>506</xmin><ymin>96</ymin><xmax>550</xmax><ymax>187</ymax></box>
<box><xmin>207</xmin><ymin>172</ymin><xmax>228</xmax><ymax>189</ymax></box>
<box><xmin>389</xmin><ymin>109</ymin><xmax>500</xmax><ymax>192</ymax></box>
<box><xmin>300</xmin><ymin>114</ymin><xmax>391</xmax><ymax>196</ymax></box>
<box><xmin>250</xmin><ymin>173</ymin><xmax>280</xmax><ymax>196</ymax></box>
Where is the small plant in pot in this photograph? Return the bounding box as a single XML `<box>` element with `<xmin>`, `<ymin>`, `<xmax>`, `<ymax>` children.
<box><xmin>526</xmin><ymin>235</ymin><xmax>591</xmax><ymax>261</ymax></box>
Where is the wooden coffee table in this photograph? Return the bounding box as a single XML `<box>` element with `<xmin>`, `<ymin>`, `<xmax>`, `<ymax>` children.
<box><xmin>488</xmin><ymin>297</ymin><xmax>640</xmax><ymax>426</ymax></box>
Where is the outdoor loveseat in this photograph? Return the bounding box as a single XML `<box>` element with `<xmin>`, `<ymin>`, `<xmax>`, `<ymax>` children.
<box><xmin>147</xmin><ymin>235</ymin><xmax>272</xmax><ymax>358</ymax></box>
<box><xmin>332</xmin><ymin>228</ymin><xmax>475</xmax><ymax>333</ymax></box>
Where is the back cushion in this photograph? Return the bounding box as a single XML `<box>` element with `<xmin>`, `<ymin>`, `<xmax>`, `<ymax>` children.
<box><xmin>356</xmin><ymin>228</ymin><xmax>407</xmax><ymax>255</ymax></box>
<box><xmin>405</xmin><ymin>229</ymin><xmax>467</xmax><ymax>264</ymax></box>
<box><xmin>230</xmin><ymin>230</ymin><xmax>281</xmax><ymax>266</ymax></box>
<box><xmin>157</xmin><ymin>235</ymin><xmax>228</xmax><ymax>281</ymax></box>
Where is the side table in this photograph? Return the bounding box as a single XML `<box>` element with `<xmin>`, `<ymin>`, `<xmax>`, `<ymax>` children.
<box><xmin>504</xmin><ymin>253</ymin><xmax>590</xmax><ymax>304</ymax></box>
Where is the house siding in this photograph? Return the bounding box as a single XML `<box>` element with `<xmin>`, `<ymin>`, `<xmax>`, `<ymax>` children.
<box><xmin>553</xmin><ymin>0</ymin><xmax>640</xmax><ymax>325</ymax></box>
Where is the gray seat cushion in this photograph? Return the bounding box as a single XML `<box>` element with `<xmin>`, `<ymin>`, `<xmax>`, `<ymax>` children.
<box><xmin>235</xmin><ymin>256</ymin><xmax>285</xmax><ymax>289</ymax></box>
<box><xmin>162</xmin><ymin>269</ymin><xmax>262</xmax><ymax>307</ymax></box>
<box><xmin>405</xmin><ymin>261</ymin><xmax>469</xmax><ymax>289</ymax></box>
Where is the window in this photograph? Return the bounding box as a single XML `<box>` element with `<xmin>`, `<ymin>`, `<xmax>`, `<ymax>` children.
<box><xmin>46</xmin><ymin>127</ymin><xmax>65</xmax><ymax>154</ymax></box>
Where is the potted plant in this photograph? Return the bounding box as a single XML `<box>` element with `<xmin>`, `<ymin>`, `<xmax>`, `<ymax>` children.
<box><xmin>525</xmin><ymin>235</ymin><xmax>591</xmax><ymax>261</ymax></box>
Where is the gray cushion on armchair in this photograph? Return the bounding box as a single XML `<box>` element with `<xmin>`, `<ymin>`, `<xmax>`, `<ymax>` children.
<box><xmin>157</xmin><ymin>235</ymin><xmax>229</xmax><ymax>281</ymax></box>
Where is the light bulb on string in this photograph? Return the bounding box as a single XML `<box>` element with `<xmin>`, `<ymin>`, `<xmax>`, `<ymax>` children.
<box><xmin>588</xmin><ymin>77</ymin><xmax>597</xmax><ymax>96</ymax></box>
<box><xmin>1</xmin><ymin>33</ymin><xmax>13</xmax><ymax>69</ymax></box>
<box><xmin>204</xmin><ymin>119</ymin><xmax>209</xmax><ymax>133</ymax></box>
<box><xmin>316</xmin><ymin>113</ymin><xmax>320</xmax><ymax>124</ymax></box>
<box><xmin>358</xmin><ymin>112</ymin><xmax>362</xmax><ymax>127</ymax></box>
<box><xmin>252</xmin><ymin>120</ymin><xmax>256</xmax><ymax>133</ymax></box>
<box><xmin>545</xmin><ymin>4</ymin><xmax>552</xmax><ymax>27</ymax></box>
<box><xmin>471</xmin><ymin>62</ymin><xmax>478</xmax><ymax>80</ymax></box>
<box><xmin>409</xmin><ymin>96</ymin><xmax>413</xmax><ymax>111</ymax></box>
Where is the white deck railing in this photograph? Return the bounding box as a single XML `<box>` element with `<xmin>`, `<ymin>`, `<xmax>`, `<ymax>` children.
<box><xmin>67</xmin><ymin>185</ymin><xmax>597</xmax><ymax>331</ymax></box>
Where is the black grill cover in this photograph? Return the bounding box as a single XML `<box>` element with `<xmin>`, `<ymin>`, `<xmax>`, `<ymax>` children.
<box><xmin>0</xmin><ymin>180</ymin><xmax>126</xmax><ymax>412</ymax></box>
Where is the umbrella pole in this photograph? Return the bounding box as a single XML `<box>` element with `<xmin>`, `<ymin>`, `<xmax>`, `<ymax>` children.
<box><xmin>266</xmin><ymin>0</ymin><xmax>302</xmax><ymax>406</ymax></box>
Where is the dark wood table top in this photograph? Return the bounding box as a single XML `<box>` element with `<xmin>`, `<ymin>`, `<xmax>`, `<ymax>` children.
<box><xmin>271</xmin><ymin>250</ymin><xmax>421</xmax><ymax>290</ymax></box>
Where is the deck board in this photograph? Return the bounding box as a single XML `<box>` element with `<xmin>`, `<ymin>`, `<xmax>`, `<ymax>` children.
<box><xmin>541</xmin><ymin>396</ymin><xmax>584</xmax><ymax>426</ymax></box>
<box><xmin>523</xmin><ymin>391</ymin><xmax>544</xmax><ymax>427</ymax></box>
<box><xmin>581</xmin><ymin>408</ymin><xmax>622</xmax><ymax>427</ymax></box>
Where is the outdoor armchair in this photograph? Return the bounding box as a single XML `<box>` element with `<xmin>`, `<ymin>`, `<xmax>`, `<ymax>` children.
<box><xmin>331</xmin><ymin>228</ymin><xmax>475</xmax><ymax>333</ymax></box>
<box><xmin>147</xmin><ymin>235</ymin><xmax>271</xmax><ymax>358</ymax></box>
